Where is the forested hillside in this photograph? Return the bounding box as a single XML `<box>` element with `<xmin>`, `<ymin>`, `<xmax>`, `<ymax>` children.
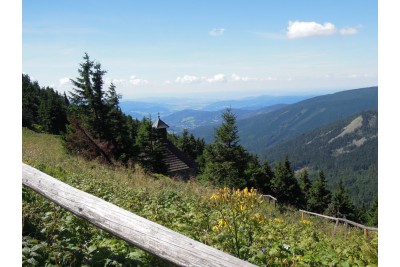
<box><xmin>164</xmin><ymin>104</ymin><xmax>286</xmax><ymax>133</ymax></box>
<box><xmin>263</xmin><ymin>111</ymin><xmax>377</xmax><ymax>206</ymax></box>
<box><xmin>192</xmin><ymin>87</ymin><xmax>378</xmax><ymax>151</ymax></box>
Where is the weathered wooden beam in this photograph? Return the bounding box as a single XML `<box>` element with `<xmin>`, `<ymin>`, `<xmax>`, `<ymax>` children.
<box><xmin>22</xmin><ymin>163</ymin><xmax>256</xmax><ymax>267</ymax></box>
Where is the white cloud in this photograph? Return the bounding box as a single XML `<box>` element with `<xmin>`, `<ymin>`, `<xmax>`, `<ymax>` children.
<box><xmin>59</xmin><ymin>77</ymin><xmax>70</xmax><ymax>85</ymax></box>
<box><xmin>55</xmin><ymin>77</ymin><xmax>72</xmax><ymax>94</ymax></box>
<box><xmin>287</xmin><ymin>21</ymin><xmax>337</xmax><ymax>39</ymax></box>
<box><xmin>175</xmin><ymin>75</ymin><xmax>201</xmax><ymax>84</ymax></box>
<box><xmin>339</xmin><ymin>27</ymin><xmax>358</xmax><ymax>35</ymax></box>
<box><xmin>209</xmin><ymin>28</ymin><xmax>225</xmax><ymax>36</ymax></box>
<box><xmin>286</xmin><ymin>21</ymin><xmax>360</xmax><ymax>39</ymax></box>
<box><xmin>129</xmin><ymin>75</ymin><xmax>149</xmax><ymax>86</ymax></box>
<box><xmin>207</xmin><ymin>73</ymin><xmax>227</xmax><ymax>83</ymax></box>
<box><xmin>231</xmin><ymin>73</ymin><xmax>258</xmax><ymax>82</ymax></box>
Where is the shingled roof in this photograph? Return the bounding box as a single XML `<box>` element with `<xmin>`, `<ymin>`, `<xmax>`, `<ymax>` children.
<box><xmin>161</xmin><ymin>140</ymin><xmax>197</xmax><ymax>173</ymax></box>
<box><xmin>152</xmin><ymin>116</ymin><xmax>169</xmax><ymax>129</ymax></box>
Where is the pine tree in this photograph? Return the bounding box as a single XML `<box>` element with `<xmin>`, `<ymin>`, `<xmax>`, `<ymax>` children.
<box><xmin>66</xmin><ymin>53</ymin><xmax>137</xmax><ymax>163</ymax></box>
<box><xmin>299</xmin><ymin>169</ymin><xmax>312</xmax><ymax>208</ymax></box>
<box><xmin>308</xmin><ymin>170</ymin><xmax>332</xmax><ymax>213</ymax></box>
<box><xmin>367</xmin><ymin>197</ymin><xmax>378</xmax><ymax>226</ymax></box>
<box><xmin>22</xmin><ymin>74</ymin><xmax>68</xmax><ymax>134</ymax></box>
<box><xmin>215</xmin><ymin>107</ymin><xmax>239</xmax><ymax>148</ymax></box>
<box><xmin>326</xmin><ymin>178</ymin><xmax>356</xmax><ymax>220</ymax></box>
<box><xmin>22</xmin><ymin>74</ymin><xmax>40</xmax><ymax>128</ymax></box>
<box><xmin>201</xmin><ymin>108</ymin><xmax>248</xmax><ymax>188</ymax></box>
<box><xmin>260</xmin><ymin>161</ymin><xmax>274</xmax><ymax>193</ymax></box>
<box><xmin>136</xmin><ymin>117</ymin><xmax>167</xmax><ymax>174</ymax></box>
<box><xmin>270</xmin><ymin>156</ymin><xmax>304</xmax><ymax>207</ymax></box>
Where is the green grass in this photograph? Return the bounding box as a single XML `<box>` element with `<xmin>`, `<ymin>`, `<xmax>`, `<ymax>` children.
<box><xmin>22</xmin><ymin>128</ymin><xmax>377</xmax><ymax>266</ymax></box>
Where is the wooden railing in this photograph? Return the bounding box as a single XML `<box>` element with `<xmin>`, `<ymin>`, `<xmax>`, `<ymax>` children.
<box><xmin>299</xmin><ymin>209</ymin><xmax>378</xmax><ymax>238</ymax></box>
<box><xmin>22</xmin><ymin>163</ymin><xmax>256</xmax><ymax>267</ymax></box>
<box><xmin>262</xmin><ymin>194</ymin><xmax>277</xmax><ymax>208</ymax></box>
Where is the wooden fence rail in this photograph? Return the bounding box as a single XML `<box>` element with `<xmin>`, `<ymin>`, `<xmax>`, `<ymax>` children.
<box><xmin>262</xmin><ymin>194</ymin><xmax>277</xmax><ymax>208</ymax></box>
<box><xmin>299</xmin><ymin>209</ymin><xmax>378</xmax><ymax>238</ymax></box>
<box><xmin>22</xmin><ymin>163</ymin><xmax>256</xmax><ymax>267</ymax></box>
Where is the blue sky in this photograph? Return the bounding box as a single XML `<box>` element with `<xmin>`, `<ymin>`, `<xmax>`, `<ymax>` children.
<box><xmin>22</xmin><ymin>0</ymin><xmax>377</xmax><ymax>100</ymax></box>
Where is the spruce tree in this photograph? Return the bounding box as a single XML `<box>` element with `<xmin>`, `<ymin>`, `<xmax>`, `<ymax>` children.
<box><xmin>367</xmin><ymin>197</ymin><xmax>378</xmax><ymax>226</ymax></box>
<box><xmin>299</xmin><ymin>169</ymin><xmax>312</xmax><ymax>208</ymax></box>
<box><xmin>136</xmin><ymin>117</ymin><xmax>167</xmax><ymax>174</ymax></box>
<box><xmin>66</xmin><ymin>53</ymin><xmax>137</xmax><ymax>163</ymax></box>
<box><xmin>308</xmin><ymin>170</ymin><xmax>332</xmax><ymax>213</ymax></box>
<box><xmin>270</xmin><ymin>156</ymin><xmax>304</xmax><ymax>207</ymax></box>
<box><xmin>326</xmin><ymin>178</ymin><xmax>356</xmax><ymax>220</ymax></box>
<box><xmin>201</xmin><ymin>108</ymin><xmax>248</xmax><ymax>188</ymax></box>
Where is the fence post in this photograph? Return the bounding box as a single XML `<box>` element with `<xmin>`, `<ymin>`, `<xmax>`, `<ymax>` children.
<box><xmin>345</xmin><ymin>221</ymin><xmax>349</xmax><ymax>238</ymax></box>
<box><xmin>301</xmin><ymin>211</ymin><xmax>304</xmax><ymax>221</ymax></box>
<box><xmin>332</xmin><ymin>219</ymin><xmax>339</xmax><ymax>236</ymax></box>
<box><xmin>364</xmin><ymin>229</ymin><xmax>369</xmax><ymax>239</ymax></box>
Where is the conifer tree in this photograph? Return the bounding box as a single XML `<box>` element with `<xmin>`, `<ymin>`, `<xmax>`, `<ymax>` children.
<box><xmin>326</xmin><ymin>178</ymin><xmax>356</xmax><ymax>220</ymax></box>
<box><xmin>22</xmin><ymin>74</ymin><xmax>68</xmax><ymax>134</ymax></box>
<box><xmin>308</xmin><ymin>170</ymin><xmax>332</xmax><ymax>213</ymax></box>
<box><xmin>201</xmin><ymin>108</ymin><xmax>248</xmax><ymax>188</ymax></box>
<box><xmin>66</xmin><ymin>53</ymin><xmax>137</xmax><ymax>163</ymax></box>
<box><xmin>270</xmin><ymin>156</ymin><xmax>304</xmax><ymax>207</ymax></box>
<box><xmin>260</xmin><ymin>161</ymin><xmax>274</xmax><ymax>193</ymax></box>
<box><xmin>22</xmin><ymin>74</ymin><xmax>40</xmax><ymax>128</ymax></box>
<box><xmin>367</xmin><ymin>197</ymin><xmax>378</xmax><ymax>226</ymax></box>
<box><xmin>136</xmin><ymin>117</ymin><xmax>167</xmax><ymax>174</ymax></box>
<box><xmin>299</xmin><ymin>169</ymin><xmax>312</xmax><ymax>208</ymax></box>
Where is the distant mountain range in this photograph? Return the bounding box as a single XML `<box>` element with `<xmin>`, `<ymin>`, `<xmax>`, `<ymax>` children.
<box><xmin>192</xmin><ymin>87</ymin><xmax>378</xmax><ymax>152</ymax></box>
<box><xmin>263</xmin><ymin>110</ymin><xmax>378</xmax><ymax>206</ymax></box>
<box><xmin>164</xmin><ymin>104</ymin><xmax>287</xmax><ymax>133</ymax></box>
<box><xmin>200</xmin><ymin>95</ymin><xmax>313</xmax><ymax>111</ymax></box>
<box><xmin>119</xmin><ymin>94</ymin><xmax>313</xmax><ymax>121</ymax></box>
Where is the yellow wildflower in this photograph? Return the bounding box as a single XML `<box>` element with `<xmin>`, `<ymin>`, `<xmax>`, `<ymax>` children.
<box><xmin>243</xmin><ymin>187</ymin><xmax>249</xmax><ymax>195</ymax></box>
<box><xmin>301</xmin><ymin>219</ymin><xmax>313</xmax><ymax>225</ymax></box>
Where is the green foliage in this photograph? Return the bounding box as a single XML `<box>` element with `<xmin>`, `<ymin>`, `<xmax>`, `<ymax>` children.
<box><xmin>326</xmin><ymin>178</ymin><xmax>357</xmax><ymax>221</ymax></box>
<box><xmin>307</xmin><ymin>171</ymin><xmax>332</xmax><ymax>213</ymax></box>
<box><xmin>22</xmin><ymin>129</ymin><xmax>378</xmax><ymax>266</ymax></box>
<box><xmin>136</xmin><ymin>116</ymin><xmax>168</xmax><ymax>174</ymax></box>
<box><xmin>200</xmin><ymin>108</ymin><xmax>273</xmax><ymax>191</ymax></box>
<box><xmin>264</xmin><ymin>111</ymin><xmax>378</xmax><ymax>207</ymax></box>
<box><xmin>270</xmin><ymin>156</ymin><xmax>305</xmax><ymax>208</ymax></box>
<box><xmin>22</xmin><ymin>74</ymin><xmax>68</xmax><ymax>134</ymax></box>
<box><xmin>367</xmin><ymin>197</ymin><xmax>378</xmax><ymax>227</ymax></box>
<box><xmin>168</xmin><ymin>129</ymin><xmax>206</xmax><ymax>166</ymax></box>
<box><xmin>66</xmin><ymin>53</ymin><xmax>141</xmax><ymax>165</ymax></box>
<box><xmin>201</xmin><ymin>108</ymin><xmax>249</xmax><ymax>187</ymax></box>
<box><xmin>299</xmin><ymin>169</ymin><xmax>312</xmax><ymax>201</ymax></box>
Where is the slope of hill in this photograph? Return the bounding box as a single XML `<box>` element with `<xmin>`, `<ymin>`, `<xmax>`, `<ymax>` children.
<box><xmin>263</xmin><ymin>111</ymin><xmax>378</xmax><ymax>206</ymax></box>
<box><xmin>192</xmin><ymin>87</ymin><xmax>378</xmax><ymax>151</ymax></box>
<box><xmin>119</xmin><ymin>94</ymin><xmax>311</xmax><ymax>120</ymax></box>
<box><xmin>164</xmin><ymin>104</ymin><xmax>286</xmax><ymax>133</ymax></box>
<box><xmin>22</xmin><ymin>129</ymin><xmax>378</xmax><ymax>266</ymax></box>
<box><xmin>201</xmin><ymin>94</ymin><xmax>314</xmax><ymax>111</ymax></box>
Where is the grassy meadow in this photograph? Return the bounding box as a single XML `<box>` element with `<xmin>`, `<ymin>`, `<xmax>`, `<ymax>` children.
<box><xmin>22</xmin><ymin>128</ymin><xmax>377</xmax><ymax>266</ymax></box>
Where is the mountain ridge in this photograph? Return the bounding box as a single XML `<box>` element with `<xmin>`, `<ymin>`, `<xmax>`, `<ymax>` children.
<box><xmin>263</xmin><ymin>110</ymin><xmax>378</xmax><ymax>206</ymax></box>
<box><xmin>192</xmin><ymin>87</ymin><xmax>378</xmax><ymax>153</ymax></box>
